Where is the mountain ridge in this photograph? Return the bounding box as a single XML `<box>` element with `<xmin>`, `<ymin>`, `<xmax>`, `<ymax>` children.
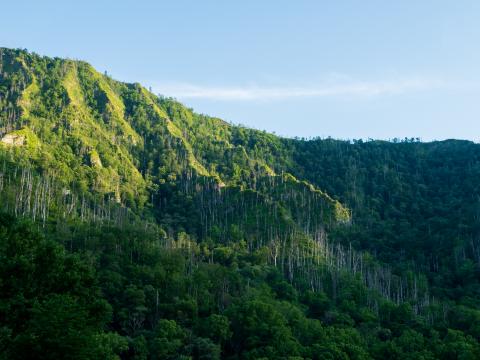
<box><xmin>0</xmin><ymin>46</ymin><xmax>347</xmax><ymax>218</ymax></box>
<box><xmin>2</xmin><ymin>47</ymin><xmax>480</xmax><ymax>359</ymax></box>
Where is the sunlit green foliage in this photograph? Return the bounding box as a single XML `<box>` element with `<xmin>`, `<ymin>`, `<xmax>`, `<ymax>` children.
<box><xmin>1</xmin><ymin>48</ymin><xmax>480</xmax><ymax>359</ymax></box>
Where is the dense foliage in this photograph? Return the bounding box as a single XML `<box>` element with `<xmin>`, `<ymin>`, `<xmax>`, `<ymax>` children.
<box><xmin>1</xmin><ymin>48</ymin><xmax>480</xmax><ymax>359</ymax></box>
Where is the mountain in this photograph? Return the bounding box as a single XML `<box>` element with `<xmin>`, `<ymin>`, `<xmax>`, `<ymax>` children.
<box><xmin>1</xmin><ymin>47</ymin><xmax>480</xmax><ymax>359</ymax></box>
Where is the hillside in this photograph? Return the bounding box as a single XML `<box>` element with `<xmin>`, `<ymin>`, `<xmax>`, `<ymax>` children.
<box><xmin>1</xmin><ymin>48</ymin><xmax>480</xmax><ymax>359</ymax></box>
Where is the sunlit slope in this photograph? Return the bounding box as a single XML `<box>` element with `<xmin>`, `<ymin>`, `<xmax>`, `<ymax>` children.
<box><xmin>0</xmin><ymin>47</ymin><xmax>348</xmax><ymax>226</ymax></box>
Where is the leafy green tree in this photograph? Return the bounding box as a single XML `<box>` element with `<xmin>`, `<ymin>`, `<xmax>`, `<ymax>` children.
<box><xmin>149</xmin><ymin>319</ymin><xmax>187</xmax><ymax>360</ymax></box>
<box><xmin>0</xmin><ymin>213</ymin><xmax>123</xmax><ymax>359</ymax></box>
<box><xmin>227</xmin><ymin>300</ymin><xmax>301</xmax><ymax>359</ymax></box>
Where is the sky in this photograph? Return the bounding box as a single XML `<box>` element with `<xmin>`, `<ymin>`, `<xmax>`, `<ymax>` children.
<box><xmin>2</xmin><ymin>0</ymin><xmax>480</xmax><ymax>141</ymax></box>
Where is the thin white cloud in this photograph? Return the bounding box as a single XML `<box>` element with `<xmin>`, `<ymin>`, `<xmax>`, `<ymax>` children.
<box><xmin>153</xmin><ymin>78</ymin><xmax>444</xmax><ymax>101</ymax></box>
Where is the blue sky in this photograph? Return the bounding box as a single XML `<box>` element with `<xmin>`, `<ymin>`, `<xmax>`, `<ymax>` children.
<box><xmin>3</xmin><ymin>0</ymin><xmax>480</xmax><ymax>141</ymax></box>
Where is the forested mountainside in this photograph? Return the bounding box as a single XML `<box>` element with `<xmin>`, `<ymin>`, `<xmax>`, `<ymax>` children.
<box><xmin>1</xmin><ymin>47</ymin><xmax>480</xmax><ymax>359</ymax></box>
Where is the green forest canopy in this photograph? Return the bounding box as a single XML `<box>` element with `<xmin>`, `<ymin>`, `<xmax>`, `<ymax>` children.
<box><xmin>1</xmin><ymin>47</ymin><xmax>480</xmax><ymax>359</ymax></box>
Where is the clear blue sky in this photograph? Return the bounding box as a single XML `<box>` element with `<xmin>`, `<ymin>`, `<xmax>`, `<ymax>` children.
<box><xmin>3</xmin><ymin>0</ymin><xmax>480</xmax><ymax>141</ymax></box>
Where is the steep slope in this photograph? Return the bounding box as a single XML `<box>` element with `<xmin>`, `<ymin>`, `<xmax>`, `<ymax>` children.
<box><xmin>289</xmin><ymin>139</ymin><xmax>480</xmax><ymax>301</ymax></box>
<box><xmin>0</xmin><ymin>48</ymin><xmax>317</xmax><ymax>203</ymax></box>
<box><xmin>2</xmin><ymin>48</ymin><xmax>480</xmax><ymax>359</ymax></box>
<box><xmin>0</xmin><ymin>47</ymin><xmax>349</xmax><ymax>273</ymax></box>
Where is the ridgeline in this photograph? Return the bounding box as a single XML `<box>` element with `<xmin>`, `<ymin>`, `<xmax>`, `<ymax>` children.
<box><xmin>1</xmin><ymin>48</ymin><xmax>480</xmax><ymax>359</ymax></box>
